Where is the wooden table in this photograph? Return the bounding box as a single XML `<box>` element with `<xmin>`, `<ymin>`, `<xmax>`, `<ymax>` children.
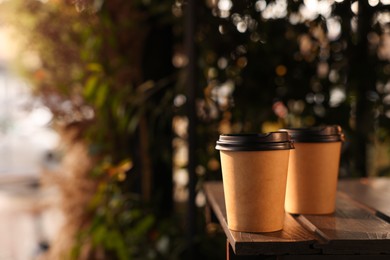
<box><xmin>203</xmin><ymin>178</ymin><xmax>390</xmax><ymax>259</ymax></box>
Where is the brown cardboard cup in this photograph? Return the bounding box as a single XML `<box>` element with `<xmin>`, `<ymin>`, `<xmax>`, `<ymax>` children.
<box><xmin>216</xmin><ymin>133</ymin><xmax>293</xmax><ymax>232</ymax></box>
<box><xmin>282</xmin><ymin>126</ymin><xmax>344</xmax><ymax>215</ymax></box>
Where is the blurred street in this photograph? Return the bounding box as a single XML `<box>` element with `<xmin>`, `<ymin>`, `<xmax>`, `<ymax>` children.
<box><xmin>0</xmin><ymin>27</ymin><xmax>62</xmax><ymax>259</ymax></box>
<box><xmin>0</xmin><ymin>175</ymin><xmax>62</xmax><ymax>260</ymax></box>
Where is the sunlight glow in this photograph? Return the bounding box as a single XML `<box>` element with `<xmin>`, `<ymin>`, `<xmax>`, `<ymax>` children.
<box><xmin>289</xmin><ymin>13</ymin><xmax>301</xmax><ymax>24</ymax></box>
<box><xmin>173</xmin><ymin>94</ymin><xmax>186</xmax><ymax>107</ymax></box>
<box><xmin>304</xmin><ymin>0</ymin><xmax>318</xmax><ymax>12</ymax></box>
<box><xmin>237</xmin><ymin>21</ymin><xmax>247</xmax><ymax>33</ymax></box>
<box><xmin>28</xmin><ymin>107</ymin><xmax>52</xmax><ymax>126</ymax></box>
<box><xmin>211</xmin><ymin>80</ymin><xmax>235</xmax><ymax>109</ymax></box>
<box><xmin>231</xmin><ymin>14</ymin><xmax>257</xmax><ymax>33</ymax></box>
<box><xmin>0</xmin><ymin>26</ymin><xmax>21</xmax><ymax>64</ymax></box>
<box><xmin>351</xmin><ymin>1</ymin><xmax>358</xmax><ymax>15</ymax></box>
<box><xmin>318</xmin><ymin>1</ymin><xmax>332</xmax><ymax>17</ymax></box>
<box><xmin>327</xmin><ymin>17</ymin><xmax>341</xmax><ymax>40</ymax></box>
<box><xmin>299</xmin><ymin>0</ymin><xmax>333</xmax><ymax>19</ymax></box>
<box><xmin>351</xmin><ymin>17</ymin><xmax>358</xmax><ymax>32</ymax></box>
<box><xmin>218</xmin><ymin>0</ymin><xmax>232</xmax><ymax>18</ymax></box>
<box><xmin>261</xmin><ymin>0</ymin><xmax>287</xmax><ymax>20</ymax></box>
<box><xmin>369</xmin><ymin>0</ymin><xmax>380</xmax><ymax>6</ymax></box>
<box><xmin>378</xmin><ymin>34</ymin><xmax>390</xmax><ymax>60</ymax></box>
<box><xmin>218</xmin><ymin>0</ymin><xmax>232</xmax><ymax>11</ymax></box>
<box><xmin>255</xmin><ymin>0</ymin><xmax>267</xmax><ymax>12</ymax></box>
<box><xmin>329</xmin><ymin>87</ymin><xmax>346</xmax><ymax>107</ymax></box>
<box><xmin>375</xmin><ymin>12</ymin><xmax>390</xmax><ymax>26</ymax></box>
<box><xmin>217</xmin><ymin>57</ymin><xmax>228</xmax><ymax>69</ymax></box>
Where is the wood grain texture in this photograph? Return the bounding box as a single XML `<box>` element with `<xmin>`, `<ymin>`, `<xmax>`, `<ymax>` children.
<box><xmin>204</xmin><ymin>179</ymin><xmax>390</xmax><ymax>257</ymax></box>
<box><xmin>298</xmin><ymin>192</ymin><xmax>390</xmax><ymax>254</ymax></box>
<box><xmin>280</xmin><ymin>255</ymin><xmax>390</xmax><ymax>260</ymax></box>
<box><xmin>338</xmin><ymin>178</ymin><xmax>390</xmax><ymax>222</ymax></box>
<box><xmin>203</xmin><ymin>182</ymin><xmax>320</xmax><ymax>255</ymax></box>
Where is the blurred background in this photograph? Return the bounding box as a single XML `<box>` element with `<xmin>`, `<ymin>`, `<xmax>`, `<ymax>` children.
<box><xmin>0</xmin><ymin>0</ymin><xmax>389</xmax><ymax>259</ymax></box>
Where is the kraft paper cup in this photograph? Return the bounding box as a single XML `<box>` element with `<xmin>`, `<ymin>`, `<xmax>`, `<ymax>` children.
<box><xmin>281</xmin><ymin>125</ymin><xmax>344</xmax><ymax>215</ymax></box>
<box><xmin>216</xmin><ymin>132</ymin><xmax>294</xmax><ymax>232</ymax></box>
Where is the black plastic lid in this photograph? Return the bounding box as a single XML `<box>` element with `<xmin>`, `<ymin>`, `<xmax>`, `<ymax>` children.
<box><xmin>215</xmin><ymin>132</ymin><xmax>294</xmax><ymax>151</ymax></box>
<box><xmin>280</xmin><ymin>125</ymin><xmax>345</xmax><ymax>143</ymax></box>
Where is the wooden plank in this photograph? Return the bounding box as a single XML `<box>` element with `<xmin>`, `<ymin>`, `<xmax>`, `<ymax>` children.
<box><xmin>203</xmin><ymin>182</ymin><xmax>320</xmax><ymax>256</ymax></box>
<box><xmin>297</xmin><ymin>192</ymin><xmax>390</xmax><ymax>254</ymax></box>
<box><xmin>280</xmin><ymin>255</ymin><xmax>390</xmax><ymax>260</ymax></box>
<box><xmin>338</xmin><ymin>178</ymin><xmax>390</xmax><ymax>222</ymax></box>
<box><xmin>227</xmin><ymin>241</ymin><xmax>276</xmax><ymax>260</ymax></box>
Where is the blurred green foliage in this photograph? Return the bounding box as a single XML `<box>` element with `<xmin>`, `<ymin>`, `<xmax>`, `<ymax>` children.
<box><xmin>4</xmin><ymin>0</ymin><xmax>184</xmax><ymax>259</ymax></box>
<box><xmin>2</xmin><ymin>0</ymin><xmax>390</xmax><ymax>259</ymax></box>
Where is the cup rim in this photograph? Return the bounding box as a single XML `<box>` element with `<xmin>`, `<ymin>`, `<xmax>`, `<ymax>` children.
<box><xmin>279</xmin><ymin>125</ymin><xmax>345</xmax><ymax>143</ymax></box>
<box><xmin>216</xmin><ymin>131</ymin><xmax>294</xmax><ymax>151</ymax></box>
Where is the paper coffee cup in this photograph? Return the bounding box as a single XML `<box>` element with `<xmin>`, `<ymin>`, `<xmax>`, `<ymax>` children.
<box><xmin>216</xmin><ymin>132</ymin><xmax>294</xmax><ymax>232</ymax></box>
<box><xmin>281</xmin><ymin>126</ymin><xmax>344</xmax><ymax>214</ymax></box>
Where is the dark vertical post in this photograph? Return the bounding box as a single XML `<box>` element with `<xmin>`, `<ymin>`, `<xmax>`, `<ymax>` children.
<box><xmin>355</xmin><ymin>0</ymin><xmax>374</xmax><ymax>177</ymax></box>
<box><xmin>142</xmin><ymin>23</ymin><xmax>174</xmax><ymax>215</ymax></box>
<box><xmin>184</xmin><ymin>0</ymin><xmax>197</xmax><ymax>256</ymax></box>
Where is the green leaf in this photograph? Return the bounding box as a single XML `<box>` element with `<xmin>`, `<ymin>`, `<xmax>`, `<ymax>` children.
<box><xmin>95</xmin><ymin>83</ymin><xmax>108</xmax><ymax>107</ymax></box>
<box><xmin>106</xmin><ymin>230</ymin><xmax>129</xmax><ymax>260</ymax></box>
<box><xmin>92</xmin><ymin>225</ymin><xmax>107</xmax><ymax>246</ymax></box>
<box><xmin>83</xmin><ymin>76</ymin><xmax>99</xmax><ymax>99</ymax></box>
<box><xmin>89</xmin><ymin>183</ymin><xmax>107</xmax><ymax>209</ymax></box>
<box><xmin>131</xmin><ymin>214</ymin><xmax>155</xmax><ymax>237</ymax></box>
<box><xmin>87</xmin><ymin>63</ymin><xmax>103</xmax><ymax>72</ymax></box>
